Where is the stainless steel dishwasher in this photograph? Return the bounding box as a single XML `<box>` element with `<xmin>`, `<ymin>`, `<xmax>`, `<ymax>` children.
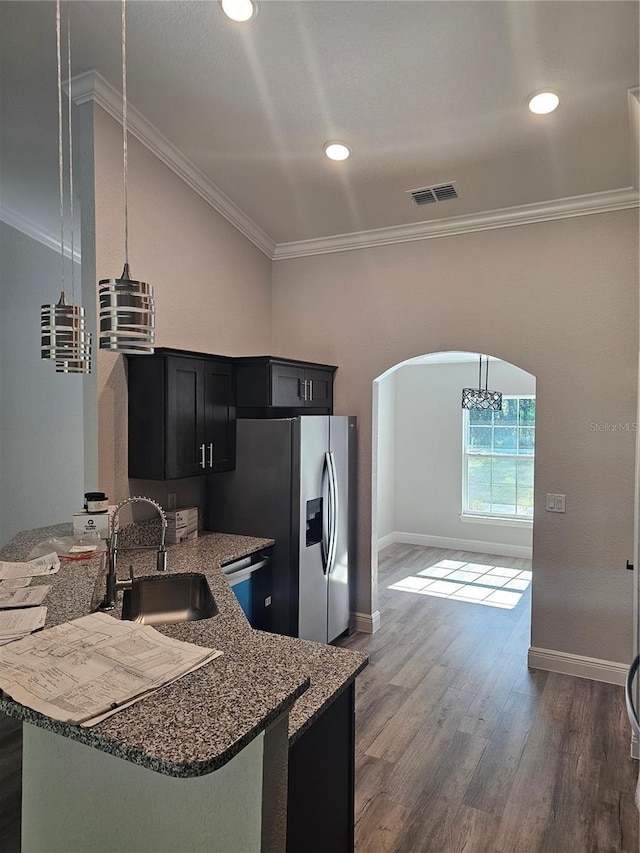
<box><xmin>222</xmin><ymin>552</ymin><xmax>272</xmax><ymax>630</ymax></box>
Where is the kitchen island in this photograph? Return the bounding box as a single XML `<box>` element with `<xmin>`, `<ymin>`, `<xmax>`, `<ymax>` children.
<box><xmin>0</xmin><ymin>524</ymin><xmax>367</xmax><ymax>853</ymax></box>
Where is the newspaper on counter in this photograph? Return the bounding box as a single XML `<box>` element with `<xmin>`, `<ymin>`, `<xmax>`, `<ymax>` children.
<box><xmin>0</xmin><ymin>586</ymin><xmax>50</xmax><ymax>609</ymax></box>
<box><xmin>0</xmin><ymin>607</ymin><xmax>47</xmax><ymax>645</ymax></box>
<box><xmin>0</xmin><ymin>612</ymin><xmax>223</xmax><ymax>726</ymax></box>
<box><xmin>0</xmin><ymin>553</ymin><xmax>60</xmax><ymax>580</ymax></box>
<box><xmin>0</xmin><ymin>577</ymin><xmax>32</xmax><ymax>590</ymax></box>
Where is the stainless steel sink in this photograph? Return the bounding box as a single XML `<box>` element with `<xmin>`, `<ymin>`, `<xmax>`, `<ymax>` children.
<box><xmin>121</xmin><ymin>572</ymin><xmax>218</xmax><ymax>626</ymax></box>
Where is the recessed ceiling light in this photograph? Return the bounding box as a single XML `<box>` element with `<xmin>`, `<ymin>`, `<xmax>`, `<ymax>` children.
<box><xmin>324</xmin><ymin>141</ymin><xmax>351</xmax><ymax>161</ymax></box>
<box><xmin>528</xmin><ymin>90</ymin><xmax>560</xmax><ymax>115</ymax></box>
<box><xmin>221</xmin><ymin>0</ymin><xmax>256</xmax><ymax>22</ymax></box>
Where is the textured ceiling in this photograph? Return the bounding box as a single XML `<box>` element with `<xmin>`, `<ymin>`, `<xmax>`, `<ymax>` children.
<box><xmin>0</xmin><ymin>1</ymin><xmax>638</xmax><ymax>247</ymax></box>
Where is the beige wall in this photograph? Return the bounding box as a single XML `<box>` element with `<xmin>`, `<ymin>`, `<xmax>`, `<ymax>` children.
<box><xmin>91</xmin><ymin>107</ymin><xmax>273</xmax><ymax>507</ymax></box>
<box><xmin>272</xmin><ymin>210</ymin><xmax>639</xmax><ymax>664</ymax></box>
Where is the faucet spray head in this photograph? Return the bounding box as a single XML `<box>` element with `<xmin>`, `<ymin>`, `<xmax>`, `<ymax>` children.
<box><xmin>157</xmin><ymin>548</ymin><xmax>167</xmax><ymax>572</ymax></box>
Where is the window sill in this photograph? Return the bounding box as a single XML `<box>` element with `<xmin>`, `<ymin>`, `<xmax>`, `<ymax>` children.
<box><xmin>460</xmin><ymin>514</ymin><xmax>533</xmax><ymax>528</ymax></box>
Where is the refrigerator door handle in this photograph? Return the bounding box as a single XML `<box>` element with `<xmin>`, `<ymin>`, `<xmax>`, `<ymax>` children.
<box><xmin>327</xmin><ymin>450</ymin><xmax>339</xmax><ymax>574</ymax></box>
<box><xmin>625</xmin><ymin>654</ymin><xmax>640</xmax><ymax>739</ymax></box>
<box><xmin>321</xmin><ymin>452</ymin><xmax>331</xmax><ymax>574</ymax></box>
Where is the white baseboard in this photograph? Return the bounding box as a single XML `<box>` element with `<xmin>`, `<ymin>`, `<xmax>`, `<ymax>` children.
<box><xmin>527</xmin><ymin>646</ymin><xmax>627</xmax><ymax>686</ymax></box>
<box><xmin>378</xmin><ymin>531</ymin><xmax>532</xmax><ymax>560</ymax></box>
<box><xmin>377</xmin><ymin>532</ymin><xmax>396</xmax><ymax>551</ymax></box>
<box><xmin>352</xmin><ymin>610</ymin><xmax>381</xmax><ymax>634</ymax></box>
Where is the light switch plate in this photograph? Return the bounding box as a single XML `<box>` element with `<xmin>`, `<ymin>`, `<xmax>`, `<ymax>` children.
<box><xmin>546</xmin><ymin>493</ymin><xmax>566</xmax><ymax>512</ymax></box>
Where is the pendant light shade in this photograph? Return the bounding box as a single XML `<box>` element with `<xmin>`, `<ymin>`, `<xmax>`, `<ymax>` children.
<box><xmin>99</xmin><ymin>263</ymin><xmax>155</xmax><ymax>354</ymax></box>
<box><xmin>462</xmin><ymin>355</ymin><xmax>503</xmax><ymax>411</ymax></box>
<box><xmin>99</xmin><ymin>0</ymin><xmax>155</xmax><ymax>354</ymax></box>
<box><xmin>41</xmin><ymin>1</ymin><xmax>91</xmax><ymax>374</ymax></box>
<box><xmin>41</xmin><ymin>291</ymin><xmax>91</xmax><ymax>361</ymax></box>
<box><xmin>56</xmin><ymin>356</ymin><xmax>92</xmax><ymax>374</ymax></box>
<box><xmin>461</xmin><ymin>387</ymin><xmax>503</xmax><ymax>411</ymax></box>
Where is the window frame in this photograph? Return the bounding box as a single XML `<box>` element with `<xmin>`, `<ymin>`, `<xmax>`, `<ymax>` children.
<box><xmin>461</xmin><ymin>394</ymin><xmax>535</xmax><ymax>523</ymax></box>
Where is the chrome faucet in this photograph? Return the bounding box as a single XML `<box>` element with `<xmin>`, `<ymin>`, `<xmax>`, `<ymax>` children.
<box><xmin>99</xmin><ymin>496</ymin><xmax>168</xmax><ymax>611</ymax></box>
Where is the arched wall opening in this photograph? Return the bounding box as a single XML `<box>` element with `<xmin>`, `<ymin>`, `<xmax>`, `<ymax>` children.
<box><xmin>372</xmin><ymin>351</ymin><xmax>536</xmax><ymax>629</ymax></box>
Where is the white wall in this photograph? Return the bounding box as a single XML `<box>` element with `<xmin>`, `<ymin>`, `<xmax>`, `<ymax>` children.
<box><xmin>375</xmin><ymin>370</ymin><xmax>396</xmax><ymax>542</ymax></box>
<box><xmin>390</xmin><ymin>359</ymin><xmax>535</xmax><ymax>555</ymax></box>
<box><xmin>0</xmin><ymin>222</ymin><xmax>84</xmax><ymax>546</ymax></box>
<box><xmin>272</xmin><ymin>209</ymin><xmax>639</xmax><ymax>665</ymax></box>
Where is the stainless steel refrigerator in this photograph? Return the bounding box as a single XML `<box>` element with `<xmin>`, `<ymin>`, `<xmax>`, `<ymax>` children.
<box><xmin>207</xmin><ymin>416</ymin><xmax>357</xmax><ymax>643</ymax></box>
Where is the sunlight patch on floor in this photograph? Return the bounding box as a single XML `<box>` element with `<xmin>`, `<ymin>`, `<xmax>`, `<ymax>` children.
<box><xmin>387</xmin><ymin>560</ymin><xmax>531</xmax><ymax>609</ymax></box>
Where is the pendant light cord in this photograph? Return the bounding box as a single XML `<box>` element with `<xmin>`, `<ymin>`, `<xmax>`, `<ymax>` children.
<box><xmin>66</xmin><ymin>3</ymin><xmax>74</xmax><ymax>302</ymax></box>
<box><xmin>122</xmin><ymin>0</ymin><xmax>129</xmax><ymax>271</ymax></box>
<box><xmin>56</xmin><ymin>0</ymin><xmax>64</xmax><ymax>293</ymax></box>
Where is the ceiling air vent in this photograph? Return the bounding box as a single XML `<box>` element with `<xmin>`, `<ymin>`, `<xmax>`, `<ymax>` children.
<box><xmin>408</xmin><ymin>182</ymin><xmax>459</xmax><ymax>206</ymax></box>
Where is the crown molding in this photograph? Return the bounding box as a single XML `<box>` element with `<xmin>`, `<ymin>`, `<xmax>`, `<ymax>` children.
<box><xmin>0</xmin><ymin>204</ymin><xmax>81</xmax><ymax>263</ymax></box>
<box><xmin>67</xmin><ymin>71</ymin><xmax>639</xmax><ymax>264</ymax></box>
<box><xmin>69</xmin><ymin>71</ymin><xmax>276</xmax><ymax>260</ymax></box>
<box><xmin>273</xmin><ymin>187</ymin><xmax>639</xmax><ymax>260</ymax></box>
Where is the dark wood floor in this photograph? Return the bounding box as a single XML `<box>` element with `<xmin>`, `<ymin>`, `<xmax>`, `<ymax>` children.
<box><xmin>337</xmin><ymin>543</ymin><xmax>639</xmax><ymax>853</ymax></box>
<box><xmin>1</xmin><ymin>544</ymin><xmax>638</xmax><ymax>852</ymax></box>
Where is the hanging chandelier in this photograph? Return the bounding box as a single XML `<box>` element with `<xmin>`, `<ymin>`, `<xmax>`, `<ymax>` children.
<box><xmin>41</xmin><ymin>0</ymin><xmax>91</xmax><ymax>373</ymax></box>
<box><xmin>98</xmin><ymin>0</ymin><xmax>155</xmax><ymax>354</ymax></box>
<box><xmin>462</xmin><ymin>354</ymin><xmax>503</xmax><ymax>411</ymax></box>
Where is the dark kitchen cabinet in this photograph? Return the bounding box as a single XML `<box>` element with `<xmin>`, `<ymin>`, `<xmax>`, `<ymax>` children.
<box><xmin>287</xmin><ymin>683</ymin><xmax>355</xmax><ymax>853</ymax></box>
<box><xmin>234</xmin><ymin>356</ymin><xmax>336</xmax><ymax>417</ymax></box>
<box><xmin>127</xmin><ymin>348</ymin><xmax>235</xmax><ymax>480</ymax></box>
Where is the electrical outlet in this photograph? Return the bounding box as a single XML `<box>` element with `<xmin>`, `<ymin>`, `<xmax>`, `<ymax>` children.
<box><xmin>265</xmin><ymin>596</ymin><xmax>272</xmax><ymax>607</ymax></box>
<box><xmin>546</xmin><ymin>493</ymin><xmax>566</xmax><ymax>513</ymax></box>
<box><xmin>167</xmin><ymin>492</ymin><xmax>177</xmax><ymax>510</ymax></box>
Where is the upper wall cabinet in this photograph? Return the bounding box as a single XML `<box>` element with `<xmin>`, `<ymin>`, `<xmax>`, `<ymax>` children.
<box><xmin>127</xmin><ymin>349</ymin><xmax>236</xmax><ymax>480</ymax></box>
<box><xmin>234</xmin><ymin>356</ymin><xmax>337</xmax><ymax>418</ymax></box>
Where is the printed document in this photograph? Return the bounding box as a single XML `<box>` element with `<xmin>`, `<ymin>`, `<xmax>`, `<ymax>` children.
<box><xmin>0</xmin><ymin>607</ymin><xmax>47</xmax><ymax>645</ymax></box>
<box><xmin>0</xmin><ymin>578</ymin><xmax>31</xmax><ymax>590</ymax></box>
<box><xmin>0</xmin><ymin>586</ymin><xmax>50</xmax><ymax>609</ymax></box>
<box><xmin>0</xmin><ymin>553</ymin><xmax>60</xmax><ymax>580</ymax></box>
<box><xmin>0</xmin><ymin>612</ymin><xmax>223</xmax><ymax>726</ymax></box>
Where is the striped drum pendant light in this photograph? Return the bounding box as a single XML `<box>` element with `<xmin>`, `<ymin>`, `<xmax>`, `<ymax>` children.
<box><xmin>98</xmin><ymin>0</ymin><xmax>155</xmax><ymax>354</ymax></box>
<box><xmin>41</xmin><ymin>0</ymin><xmax>91</xmax><ymax>374</ymax></box>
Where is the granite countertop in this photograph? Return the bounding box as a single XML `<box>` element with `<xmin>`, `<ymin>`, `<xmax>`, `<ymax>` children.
<box><xmin>0</xmin><ymin>522</ymin><xmax>367</xmax><ymax>778</ymax></box>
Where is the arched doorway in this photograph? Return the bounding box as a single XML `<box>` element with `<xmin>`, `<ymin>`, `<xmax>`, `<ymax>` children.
<box><xmin>372</xmin><ymin>350</ymin><xmax>536</xmax><ymax>628</ymax></box>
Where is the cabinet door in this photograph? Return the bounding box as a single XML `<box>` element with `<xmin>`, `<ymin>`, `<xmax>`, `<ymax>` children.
<box><xmin>202</xmin><ymin>359</ymin><xmax>235</xmax><ymax>472</ymax></box>
<box><xmin>305</xmin><ymin>368</ymin><xmax>333</xmax><ymax>410</ymax></box>
<box><xmin>287</xmin><ymin>684</ymin><xmax>355</xmax><ymax>853</ymax></box>
<box><xmin>166</xmin><ymin>357</ymin><xmax>206</xmax><ymax>479</ymax></box>
<box><xmin>271</xmin><ymin>363</ymin><xmax>305</xmax><ymax>407</ymax></box>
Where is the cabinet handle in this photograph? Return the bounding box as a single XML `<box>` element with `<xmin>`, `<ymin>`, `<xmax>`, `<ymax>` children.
<box><xmin>208</xmin><ymin>443</ymin><xmax>214</xmax><ymax>467</ymax></box>
<box><xmin>308</xmin><ymin>379</ymin><xmax>313</xmax><ymax>402</ymax></box>
<box><xmin>299</xmin><ymin>378</ymin><xmax>308</xmax><ymax>401</ymax></box>
<box><xmin>199</xmin><ymin>444</ymin><xmax>206</xmax><ymax>468</ymax></box>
